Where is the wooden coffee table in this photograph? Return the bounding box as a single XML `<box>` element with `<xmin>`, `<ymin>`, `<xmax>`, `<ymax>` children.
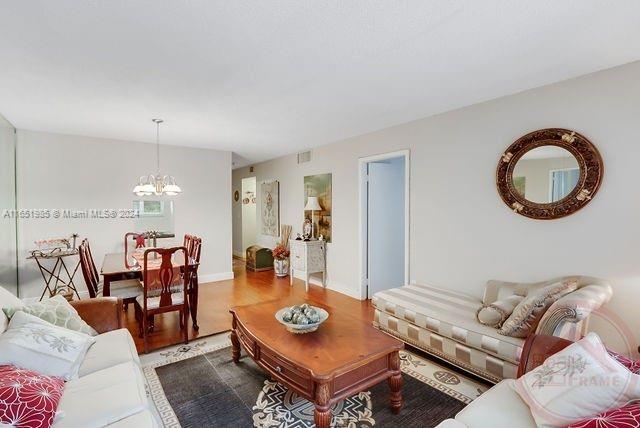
<box><xmin>230</xmin><ymin>300</ymin><xmax>404</xmax><ymax>428</ymax></box>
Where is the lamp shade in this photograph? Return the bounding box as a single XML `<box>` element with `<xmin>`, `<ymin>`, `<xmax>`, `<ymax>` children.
<box><xmin>304</xmin><ymin>196</ymin><xmax>322</xmax><ymax>211</ymax></box>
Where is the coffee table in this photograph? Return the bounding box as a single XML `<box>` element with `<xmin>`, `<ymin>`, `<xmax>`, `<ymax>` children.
<box><xmin>230</xmin><ymin>300</ymin><xmax>404</xmax><ymax>428</ymax></box>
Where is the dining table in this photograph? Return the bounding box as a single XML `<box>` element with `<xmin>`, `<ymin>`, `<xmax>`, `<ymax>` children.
<box><xmin>100</xmin><ymin>252</ymin><xmax>200</xmax><ymax>329</ymax></box>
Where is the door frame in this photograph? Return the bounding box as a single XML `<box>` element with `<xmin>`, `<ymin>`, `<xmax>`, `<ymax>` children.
<box><xmin>358</xmin><ymin>149</ymin><xmax>410</xmax><ymax>300</ymax></box>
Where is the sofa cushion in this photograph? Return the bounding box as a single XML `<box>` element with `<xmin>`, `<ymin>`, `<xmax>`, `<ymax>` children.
<box><xmin>105</xmin><ymin>410</ymin><xmax>157</xmax><ymax>428</ymax></box>
<box><xmin>373</xmin><ymin>284</ymin><xmax>524</xmax><ymax>365</ymax></box>
<box><xmin>0</xmin><ymin>311</ymin><xmax>95</xmax><ymax>381</ymax></box>
<box><xmin>455</xmin><ymin>380</ymin><xmax>536</xmax><ymax>428</ymax></box>
<box><xmin>376</xmin><ymin>310</ymin><xmax>519</xmax><ymax>380</ymax></box>
<box><xmin>436</xmin><ymin>419</ymin><xmax>468</xmax><ymax>428</ymax></box>
<box><xmin>499</xmin><ymin>279</ymin><xmax>578</xmax><ymax>338</ymax></box>
<box><xmin>3</xmin><ymin>295</ymin><xmax>97</xmax><ymax>336</ymax></box>
<box><xmin>79</xmin><ymin>329</ymin><xmax>140</xmax><ymax>377</ymax></box>
<box><xmin>55</xmin><ymin>361</ymin><xmax>149</xmax><ymax>428</ymax></box>
<box><xmin>477</xmin><ymin>295</ymin><xmax>524</xmax><ymax>328</ymax></box>
<box><xmin>0</xmin><ymin>286</ymin><xmax>23</xmax><ymax>334</ymax></box>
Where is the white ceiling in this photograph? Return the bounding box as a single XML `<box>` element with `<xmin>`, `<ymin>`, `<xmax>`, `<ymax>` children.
<box><xmin>1</xmin><ymin>1</ymin><xmax>639</xmax><ymax>167</ymax></box>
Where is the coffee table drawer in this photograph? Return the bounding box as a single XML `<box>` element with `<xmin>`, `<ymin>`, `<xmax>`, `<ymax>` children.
<box><xmin>236</xmin><ymin>324</ymin><xmax>256</xmax><ymax>356</ymax></box>
<box><xmin>259</xmin><ymin>348</ymin><xmax>312</xmax><ymax>394</ymax></box>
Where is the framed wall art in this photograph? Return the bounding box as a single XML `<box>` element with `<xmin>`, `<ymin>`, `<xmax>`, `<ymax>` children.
<box><xmin>260</xmin><ymin>180</ymin><xmax>280</xmax><ymax>236</ymax></box>
<box><xmin>304</xmin><ymin>173</ymin><xmax>332</xmax><ymax>242</ymax></box>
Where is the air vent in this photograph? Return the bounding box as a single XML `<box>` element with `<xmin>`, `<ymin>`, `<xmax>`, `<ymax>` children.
<box><xmin>297</xmin><ymin>150</ymin><xmax>311</xmax><ymax>164</ymax></box>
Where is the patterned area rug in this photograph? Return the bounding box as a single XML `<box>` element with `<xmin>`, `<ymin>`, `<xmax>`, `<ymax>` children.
<box><xmin>141</xmin><ymin>335</ymin><xmax>489</xmax><ymax>427</ymax></box>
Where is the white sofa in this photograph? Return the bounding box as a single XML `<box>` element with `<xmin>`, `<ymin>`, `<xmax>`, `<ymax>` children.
<box><xmin>436</xmin><ymin>379</ymin><xmax>535</xmax><ymax>428</ymax></box>
<box><xmin>436</xmin><ymin>334</ymin><xmax>576</xmax><ymax>427</ymax></box>
<box><xmin>0</xmin><ymin>286</ymin><xmax>159</xmax><ymax>428</ymax></box>
<box><xmin>373</xmin><ymin>276</ymin><xmax>612</xmax><ymax>382</ymax></box>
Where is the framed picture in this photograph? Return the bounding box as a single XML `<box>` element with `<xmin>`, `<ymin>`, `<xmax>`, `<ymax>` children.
<box><xmin>304</xmin><ymin>173</ymin><xmax>332</xmax><ymax>242</ymax></box>
<box><xmin>260</xmin><ymin>180</ymin><xmax>280</xmax><ymax>236</ymax></box>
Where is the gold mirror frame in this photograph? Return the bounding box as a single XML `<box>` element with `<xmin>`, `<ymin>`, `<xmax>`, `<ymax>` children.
<box><xmin>496</xmin><ymin>128</ymin><xmax>603</xmax><ymax>220</ymax></box>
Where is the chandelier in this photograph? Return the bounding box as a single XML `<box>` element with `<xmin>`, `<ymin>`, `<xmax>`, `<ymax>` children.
<box><xmin>132</xmin><ymin>119</ymin><xmax>182</xmax><ymax>196</ymax></box>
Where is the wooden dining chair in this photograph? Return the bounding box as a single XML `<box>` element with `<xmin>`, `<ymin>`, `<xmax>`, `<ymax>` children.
<box><xmin>134</xmin><ymin>246</ymin><xmax>190</xmax><ymax>353</ymax></box>
<box><xmin>78</xmin><ymin>239</ymin><xmax>142</xmax><ymax>308</ymax></box>
<box><xmin>124</xmin><ymin>232</ymin><xmax>147</xmax><ymax>268</ymax></box>
<box><xmin>183</xmin><ymin>234</ymin><xmax>202</xmax><ymax>330</ymax></box>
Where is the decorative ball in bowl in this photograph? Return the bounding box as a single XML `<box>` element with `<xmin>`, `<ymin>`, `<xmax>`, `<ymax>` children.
<box><xmin>275</xmin><ymin>303</ymin><xmax>329</xmax><ymax>334</ymax></box>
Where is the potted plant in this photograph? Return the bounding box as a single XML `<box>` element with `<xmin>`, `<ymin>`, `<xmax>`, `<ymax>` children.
<box><xmin>272</xmin><ymin>244</ymin><xmax>290</xmax><ymax>277</ymax></box>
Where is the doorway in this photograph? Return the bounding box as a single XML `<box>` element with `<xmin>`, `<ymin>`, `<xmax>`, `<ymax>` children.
<box><xmin>359</xmin><ymin>150</ymin><xmax>409</xmax><ymax>299</ymax></box>
<box><xmin>241</xmin><ymin>177</ymin><xmax>257</xmax><ymax>255</ymax></box>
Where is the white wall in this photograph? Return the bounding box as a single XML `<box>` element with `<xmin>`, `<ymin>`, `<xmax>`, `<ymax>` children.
<box><xmin>241</xmin><ymin>177</ymin><xmax>257</xmax><ymax>253</ymax></box>
<box><xmin>17</xmin><ymin>130</ymin><xmax>233</xmax><ymax>297</ymax></box>
<box><xmin>0</xmin><ymin>114</ymin><xmax>17</xmax><ymax>295</ymax></box>
<box><xmin>233</xmin><ymin>60</ymin><xmax>640</xmax><ymax>353</ymax></box>
<box><xmin>232</xmin><ymin>178</ymin><xmax>242</xmax><ymax>257</ymax></box>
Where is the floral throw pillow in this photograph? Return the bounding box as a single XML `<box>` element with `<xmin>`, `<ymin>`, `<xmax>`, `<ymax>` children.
<box><xmin>0</xmin><ymin>364</ymin><xmax>65</xmax><ymax>428</ymax></box>
<box><xmin>607</xmin><ymin>349</ymin><xmax>640</xmax><ymax>374</ymax></box>
<box><xmin>568</xmin><ymin>403</ymin><xmax>640</xmax><ymax>428</ymax></box>
<box><xmin>3</xmin><ymin>295</ymin><xmax>97</xmax><ymax>336</ymax></box>
<box><xmin>0</xmin><ymin>311</ymin><xmax>95</xmax><ymax>381</ymax></box>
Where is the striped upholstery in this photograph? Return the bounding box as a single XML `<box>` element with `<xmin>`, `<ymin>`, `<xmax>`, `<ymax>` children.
<box><xmin>373</xmin><ymin>284</ymin><xmax>524</xmax><ymax>382</ymax></box>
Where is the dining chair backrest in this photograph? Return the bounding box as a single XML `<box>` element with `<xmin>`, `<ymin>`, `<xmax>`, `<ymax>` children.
<box><xmin>183</xmin><ymin>234</ymin><xmax>202</xmax><ymax>262</ymax></box>
<box><xmin>183</xmin><ymin>234</ymin><xmax>193</xmax><ymax>255</ymax></box>
<box><xmin>142</xmin><ymin>246</ymin><xmax>189</xmax><ymax>310</ymax></box>
<box><xmin>85</xmin><ymin>239</ymin><xmax>100</xmax><ymax>284</ymax></box>
<box><xmin>183</xmin><ymin>234</ymin><xmax>202</xmax><ymax>278</ymax></box>
<box><xmin>78</xmin><ymin>239</ymin><xmax>100</xmax><ymax>298</ymax></box>
<box><xmin>124</xmin><ymin>232</ymin><xmax>147</xmax><ymax>268</ymax></box>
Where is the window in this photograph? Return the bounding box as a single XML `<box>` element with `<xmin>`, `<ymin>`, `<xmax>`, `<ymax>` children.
<box><xmin>549</xmin><ymin>168</ymin><xmax>579</xmax><ymax>202</ymax></box>
<box><xmin>133</xmin><ymin>200</ymin><xmax>174</xmax><ymax>233</ymax></box>
<box><xmin>136</xmin><ymin>200</ymin><xmax>163</xmax><ymax>217</ymax></box>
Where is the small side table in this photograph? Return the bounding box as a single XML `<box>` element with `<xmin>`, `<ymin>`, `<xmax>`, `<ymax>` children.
<box><xmin>289</xmin><ymin>239</ymin><xmax>326</xmax><ymax>291</ymax></box>
<box><xmin>27</xmin><ymin>248</ymin><xmax>81</xmax><ymax>301</ymax></box>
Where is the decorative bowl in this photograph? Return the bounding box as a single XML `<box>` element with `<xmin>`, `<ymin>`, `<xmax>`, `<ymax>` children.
<box><xmin>275</xmin><ymin>305</ymin><xmax>329</xmax><ymax>334</ymax></box>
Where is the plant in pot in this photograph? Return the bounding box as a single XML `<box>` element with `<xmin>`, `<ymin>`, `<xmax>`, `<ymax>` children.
<box><xmin>272</xmin><ymin>244</ymin><xmax>290</xmax><ymax>277</ymax></box>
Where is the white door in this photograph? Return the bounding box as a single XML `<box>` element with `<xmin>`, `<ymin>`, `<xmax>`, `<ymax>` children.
<box><xmin>367</xmin><ymin>156</ymin><xmax>406</xmax><ymax>298</ymax></box>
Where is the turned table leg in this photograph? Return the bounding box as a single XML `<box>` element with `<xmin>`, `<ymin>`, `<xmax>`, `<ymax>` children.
<box><xmin>230</xmin><ymin>331</ymin><xmax>240</xmax><ymax>363</ymax></box>
<box><xmin>314</xmin><ymin>382</ymin><xmax>331</xmax><ymax>428</ymax></box>
<box><xmin>230</xmin><ymin>318</ymin><xmax>241</xmax><ymax>363</ymax></box>
<box><xmin>388</xmin><ymin>351</ymin><xmax>404</xmax><ymax>414</ymax></box>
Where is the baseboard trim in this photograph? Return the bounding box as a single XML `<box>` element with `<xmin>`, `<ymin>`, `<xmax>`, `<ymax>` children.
<box><xmin>292</xmin><ymin>272</ymin><xmax>363</xmax><ymax>300</ymax></box>
<box><xmin>199</xmin><ymin>272</ymin><xmax>235</xmax><ymax>283</ymax></box>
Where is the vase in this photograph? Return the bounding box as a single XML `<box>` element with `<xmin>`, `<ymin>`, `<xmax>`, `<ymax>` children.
<box><xmin>274</xmin><ymin>258</ymin><xmax>289</xmax><ymax>277</ymax></box>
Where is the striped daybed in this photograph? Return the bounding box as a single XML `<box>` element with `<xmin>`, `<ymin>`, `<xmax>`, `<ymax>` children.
<box><xmin>372</xmin><ymin>276</ymin><xmax>612</xmax><ymax>383</ymax></box>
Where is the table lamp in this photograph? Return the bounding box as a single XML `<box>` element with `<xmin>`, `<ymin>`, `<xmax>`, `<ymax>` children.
<box><xmin>304</xmin><ymin>196</ymin><xmax>322</xmax><ymax>239</ymax></box>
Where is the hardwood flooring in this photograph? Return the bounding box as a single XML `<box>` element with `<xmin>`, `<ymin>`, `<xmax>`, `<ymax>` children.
<box><xmin>125</xmin><ymin>259</ymin><xmax>374</xmax><ymax>353</ymax></box>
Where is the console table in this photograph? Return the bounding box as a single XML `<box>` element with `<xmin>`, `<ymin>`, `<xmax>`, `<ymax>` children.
<box><xmin>289</xmin><ymin>239</ymin><xmax>326</xmax><ymax>291</ymax></box>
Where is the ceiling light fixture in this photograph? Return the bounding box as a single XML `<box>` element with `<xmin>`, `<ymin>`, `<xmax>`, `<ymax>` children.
<box><xmin>133</xmin><ymin>119</ymin><xmax>182</xmax><ymax>196</ymax></box>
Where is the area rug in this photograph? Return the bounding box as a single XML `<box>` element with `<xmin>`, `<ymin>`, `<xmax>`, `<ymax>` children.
<box><xmin>142</xmin><ymin>336</ymin><xmax>488</xmax><ymax>427</ymax></box>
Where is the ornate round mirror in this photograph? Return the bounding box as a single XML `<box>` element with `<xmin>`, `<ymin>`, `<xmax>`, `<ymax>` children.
<box><xmin>496</xmin><ymin>128</ymin><xmax>603</xmax><ymax>219</ymax></box>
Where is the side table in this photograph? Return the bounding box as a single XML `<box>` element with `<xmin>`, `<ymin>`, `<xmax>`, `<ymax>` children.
<box><xmin>289</xmin><ymin>239</ymin><xmax>326</xmax><ymax>291</ymax></box>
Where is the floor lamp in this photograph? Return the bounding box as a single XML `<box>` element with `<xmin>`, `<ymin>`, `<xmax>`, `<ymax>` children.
<box><xmin>304</xmin><ymin>196</ymin><xmax>322</xmax><ymax>240</ymax></box>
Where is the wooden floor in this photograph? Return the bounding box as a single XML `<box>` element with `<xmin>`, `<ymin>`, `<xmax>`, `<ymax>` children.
<box><xmin>126</xmin><ymin>259</ymin><xmax>375</xmax><ymax>353</ymax></box>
